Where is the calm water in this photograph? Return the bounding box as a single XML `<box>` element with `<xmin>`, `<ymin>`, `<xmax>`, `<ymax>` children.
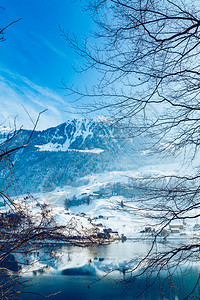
<box><xmin>19</xmin><ymin>241</ymin><xmax>200</xmax><ymax>299</ymax></box>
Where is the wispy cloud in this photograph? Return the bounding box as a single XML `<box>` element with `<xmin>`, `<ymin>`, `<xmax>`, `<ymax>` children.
<box><xmin>0</xmin><ymin>67</ymin><xmax>76</xmax><ymax>130</ymax></box>
<box><xmin>42</xmin><ymin>38</ymin><xmax>68</xmax><ymax>60</ymax></box>
<box><xmin>32</xmin><ymin>32</ymin><xmax>69</xmax><ymax>61</ymax></box>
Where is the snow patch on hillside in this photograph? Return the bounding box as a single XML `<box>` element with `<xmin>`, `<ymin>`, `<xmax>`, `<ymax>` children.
<box><xmin>35</xmin><ymin>119</ymin><xmax>100</xmax><ymax>152</ymax></box>
<box><xmin>69</xmin><ymin>148</ymin><xmax>104</xmax><ymax>154</ymax></box>
<box><xmin>36</xmin><ymin>143</ymin><xmax>104</xmax><ymax>153</ymax></box>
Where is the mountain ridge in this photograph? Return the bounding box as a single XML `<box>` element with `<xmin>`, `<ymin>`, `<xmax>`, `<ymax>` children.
<box><xmin>0</xmin><ymin>118</ymin><xmax>146</xmax><ymax>195</ymax></box>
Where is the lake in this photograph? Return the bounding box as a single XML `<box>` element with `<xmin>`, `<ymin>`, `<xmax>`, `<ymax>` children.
<box><xmin>19</xmin><ymin>240</ymin><xmax>200</xmax><ymax>299</ymax></box>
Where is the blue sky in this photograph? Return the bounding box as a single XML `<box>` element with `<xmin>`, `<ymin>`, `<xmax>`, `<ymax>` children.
<box><xmin>0</xmin><ymin>0</ymin><xmax>94</xmax><ymax>130</ymax></box>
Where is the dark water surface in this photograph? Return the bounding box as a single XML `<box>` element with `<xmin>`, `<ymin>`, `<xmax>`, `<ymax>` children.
<box><xmin>20</xmin><ymin>271</ymin><xmax>200</xmax><ymax>300</ymax></box>
<box><xmin>19</xmin><ymin>241</ymin><xmax>200</xmax><ymax>299</ymax></box>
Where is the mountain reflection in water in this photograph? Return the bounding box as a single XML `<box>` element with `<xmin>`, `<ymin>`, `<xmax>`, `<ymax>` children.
<box><xmin>20</xmin><ymin>241</ymin><xmax>200</xmax><ymax>299</ymax></box>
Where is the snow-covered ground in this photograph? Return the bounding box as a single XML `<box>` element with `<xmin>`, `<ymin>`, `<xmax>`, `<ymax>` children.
<box><xmin>0</xmin><ymin>166</ymin><xmax>198</xmax><ymax>247</ymax></box>
<box><xmin>36</xmin><ymin>165</ymin><xmax>179</xmax><ymax>207</ymax></box>
<box><xmin>6</xmin><ymin>167</ymin><xmax>199</xmax><ymax>241</ymax></box>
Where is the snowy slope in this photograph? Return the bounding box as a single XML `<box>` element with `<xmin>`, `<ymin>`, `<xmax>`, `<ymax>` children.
<box><xmin>24</xmin><ymin>166</ymin><xmax>199</xmax><ymax>240</ymax></box>
<box><xmin>0</xmin><ymin>118</ymin><xmax>148</xmax><ymax>194</ymax></box>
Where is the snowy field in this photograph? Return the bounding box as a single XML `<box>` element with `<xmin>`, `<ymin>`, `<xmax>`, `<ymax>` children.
<box><xmin>4</xmin><ymin>166</ymin><xmax>198</xmax><ymax>242</ymax></box>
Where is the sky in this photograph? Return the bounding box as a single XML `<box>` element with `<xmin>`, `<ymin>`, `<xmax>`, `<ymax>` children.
<box><xmin>0</xmin><ymin>0</ymin><xmax>94</xmax><ymax>130</ymax></box>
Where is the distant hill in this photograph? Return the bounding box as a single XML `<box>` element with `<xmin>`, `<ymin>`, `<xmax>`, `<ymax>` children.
<box><xmin>0</xmin><ymin>118</ymin><xmax>149</xmax><ymax>194</ymax></box>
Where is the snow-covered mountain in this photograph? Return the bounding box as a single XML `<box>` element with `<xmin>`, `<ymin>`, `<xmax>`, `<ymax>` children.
<box><xmin>0</xmin><ymin>118</ymin><xmax>147</xmax><ymax>194</ymax></box>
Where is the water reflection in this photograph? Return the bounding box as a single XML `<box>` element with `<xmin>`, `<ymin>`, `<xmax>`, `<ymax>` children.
<box><xmin>19</xmin><ymin>241</ymin><xmax>200</xmax><ymax>299</ymax></box>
